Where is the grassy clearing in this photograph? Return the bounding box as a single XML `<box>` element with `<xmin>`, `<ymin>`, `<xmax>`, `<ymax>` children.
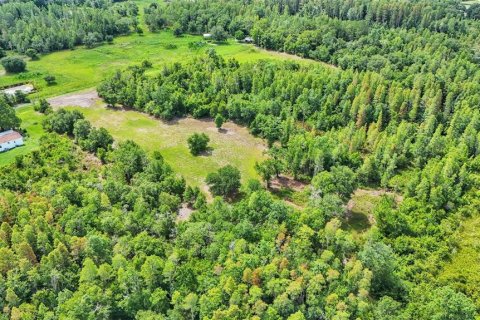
<box><xmin>440</xmin><ymin>214</ymin><xmax>480</xmax><ymax>308</ymax></box>
<box><xmin>64</xmin><ymin>103</ymin><xmax>266</xmax><ymax>188</ymax></box>
<box><xmin>343</xmin><ymin>189</ymin><xmax>402</xmax><ymax>236</ymax></box>
<box><xmin>0</xmin><ymin>31</ymin><xmax>313</xmax><ymax>100</ymax></box>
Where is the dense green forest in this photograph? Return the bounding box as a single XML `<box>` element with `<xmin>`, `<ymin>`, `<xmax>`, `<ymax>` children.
<box><xmin>1</xmin><ymin>0</ymin><xmax>480</xmax><ymax>318</ymax></box>
<box><xmin>0</xmin><ymin>0</ymin><xmax>138</xmax><ymax>53</ymax></box>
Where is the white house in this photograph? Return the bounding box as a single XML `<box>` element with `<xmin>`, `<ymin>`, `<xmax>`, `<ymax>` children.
<box><xmin>0</xmin><ymin>130</ymin><xmax>24</xmax><ymax>152</ymax></box>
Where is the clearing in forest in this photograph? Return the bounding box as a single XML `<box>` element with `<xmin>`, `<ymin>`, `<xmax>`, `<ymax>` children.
<box><xmin>59</xmin><ymin>98</ymin><xmax>266</xmax><ymax>188</ymax></box>
<box><xmin>345</xmin><ymin>188</ymin><xmax>403</xmax><ymax>236</ymax></box>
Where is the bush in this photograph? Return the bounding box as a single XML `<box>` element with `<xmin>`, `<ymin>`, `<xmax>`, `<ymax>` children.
<box><xmin>1</xmin><ymin>56</ymin><xmax>26</xmax><ymax>73</ymax></box>
<box><xmin>141</xmin><ymin>60</ymin><xmax>152</xmax><ymax>69</ymax></box>
<box><xmin>44</xmin><ymin>75</ymin><xmax>56</xmax><ymax>86</ymax></box>
<box><xmin>215</xmin><ymin>114</ymin><xmax>225</xmax><ymax>130</ymax></box>
<box><xmin>173</xmin><ymin>23</ymin><xmax>183</xmax><ymax>37</ymax></box>
<box><xmin>26</xmin><ymin>48</ymin><xmax>39</xmax><ymax>60</ymax></box>
<box><xmin>14</xmin><ymin>90</ymin><xmax>29</xmax><ymax>104</ymax></box>
<box><xmin>0</xmin><ymin>48</ymin><xmax>5</xmax><ymax>59</ymax></box>
<box><xmin>211</xmin><ymin>25</ymin><xmax>228</xmax><ymax>42</ymax></box>
<box><xmin>163</xmin><ymin>43</ymin><xmax>178</xmax><ymax>50</ymax></box>
<box><xmin>34</xmin><ymin>99</ymin><xmax>52</xmax><ymax>114</ymax></box>
<box><xmin>187</xmin><ymin>133</ymin><xmax>210</xmax><ymax>156</ymax></box>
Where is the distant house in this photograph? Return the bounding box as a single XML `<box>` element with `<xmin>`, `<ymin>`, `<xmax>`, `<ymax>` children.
<box><xmin>244</xmin><ymin>36</ymin><xmax>254</xmax><ymax>43</ymax></box>
<box><xmin>0</xmin><ymin>130</ymin><xmax>24</xmax><ymax>152</ymax></box>
<box><xmin>203</xmin><ymin>33</ymin><xmax>212</xmax><ymax>40</ymax></box>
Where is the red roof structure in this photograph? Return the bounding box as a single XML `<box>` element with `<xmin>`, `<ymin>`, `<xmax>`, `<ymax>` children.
<box><xmin>0</xmin><ymin>130</ymin><xmax>23</xmax><ymax>144</ymax></box>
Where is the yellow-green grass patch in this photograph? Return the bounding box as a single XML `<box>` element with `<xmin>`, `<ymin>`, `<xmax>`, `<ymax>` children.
<box><xmin>65</xmin><ymin>104</ymin><xmax>266</xmax><ymax>188</ymax></box>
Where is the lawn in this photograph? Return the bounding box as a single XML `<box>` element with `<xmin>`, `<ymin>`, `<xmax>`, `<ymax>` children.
<box><xmin>0</xmin><ymin>106</ymin><xmax>44</xmax><ymax>166</ymax></box>
<box><xmin>65</xmin><ymin>104</ymin><xmax>266</xmax><ymax>188</ymax></box>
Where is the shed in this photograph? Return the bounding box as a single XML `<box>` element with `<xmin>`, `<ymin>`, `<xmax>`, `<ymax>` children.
<box><xmin>0</xmin><ymin>130</ymin><xmax>24</xmax><ymax>152</ymax></box>
<box><xmin>203</xmin><ymin>33</ymin><xmax>212</xmax><ymax>39</ymax></box>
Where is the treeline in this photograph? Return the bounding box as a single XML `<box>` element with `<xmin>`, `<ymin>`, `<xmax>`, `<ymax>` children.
<box><xmin>0</xmin><ymin>133</ymin><xmax>474</xmax><ymax>319</ymax></box>
<box><xmin>0</xmin><ymin>0</ymin><xmax>138</xmax><ymax>53</ymax></box>
<box><xmin>151</xmin><ymin>0</ymin><xmax>470</xmax><ymax>35</ymax></box>
<box><xmin>146</xmin><ymin>0</ymin><xmax>480</xmax><ymax>77</ymax></box>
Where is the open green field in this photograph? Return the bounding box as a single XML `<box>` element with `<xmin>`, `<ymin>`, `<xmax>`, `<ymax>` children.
<box><xmin>65</xmin><ymin>103</ymin><xmax>266</xmax><ymax>188</ymax></box>
<box><xmin>0</xmin><ymin>31</ymin><xmax>312</xmax><ymax>99</ymax></box>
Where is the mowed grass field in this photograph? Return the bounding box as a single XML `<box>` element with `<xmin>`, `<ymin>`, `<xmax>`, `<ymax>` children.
<box><xmin>65</xmin><ymin>103</ymin><xmax>266</xmax><ymax>188</ymax></box>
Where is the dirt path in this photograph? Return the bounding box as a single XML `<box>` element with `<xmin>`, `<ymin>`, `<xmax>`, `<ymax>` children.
<box><xmin>48</xmin><ymin>89</ymin><xmax>99</xmax><ymax>108</ymax></box>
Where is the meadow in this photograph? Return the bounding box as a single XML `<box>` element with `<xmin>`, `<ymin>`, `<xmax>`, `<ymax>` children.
<box><xmin>65</xmin><ymin>102</ymin><xmax>266</xmax><ymax>188</ymax></box>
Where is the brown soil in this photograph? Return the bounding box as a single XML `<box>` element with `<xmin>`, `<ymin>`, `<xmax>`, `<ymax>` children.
<box><xmin>270</xmin><ymin>175</ymin><xmax>308</xmax><ymax>192</ymax></box>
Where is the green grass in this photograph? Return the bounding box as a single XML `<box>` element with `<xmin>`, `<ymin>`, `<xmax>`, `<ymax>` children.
<box><xmin>0</xmin><ymin>31</ymin><xmax>311</xmax><ymax>100</ymax></box>
<box><xmin>342</xmin><ymin>189</ymin><xmax>401</xmax><ymax>237</ymax></box>
<box><xmin>65</xmin><ymin>104</ymin><xmax>266</xmax><ymax>188</ymax></box>
<box><xmin>0</xmin><ymin>106</ymin><xmax>45</xmax><ymax>166</ymax></box>
<box><xmin>440</xmin><ymin>214</ymin><xmax>480</xmax><ymax>309</ymax></box>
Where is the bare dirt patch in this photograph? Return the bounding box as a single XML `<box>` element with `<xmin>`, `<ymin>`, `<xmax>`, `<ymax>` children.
<box><xmin>270</xmin><ymin>175</ymin><xmax>308</xmax><ymax>192</ymax></box>
<box><xmin>177</xmin><ymin>204</ymin><xmax>194</xmax><ymax>222</ymax></box>
<box><xmin>48</xmin><ymin>89</ymin><xmax>99</xmax><ymax>108</ymax></box>
<box><xmin>2</xmin><ymin>84</ymin><xmax>34</xmax><ymax>95</ymax></box>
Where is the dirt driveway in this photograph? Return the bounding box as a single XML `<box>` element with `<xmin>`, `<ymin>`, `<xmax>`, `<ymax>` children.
<box><xmin>48</xmin><ymin>89</ymin><xmax>99</xmax><ymax>108</ymax></box>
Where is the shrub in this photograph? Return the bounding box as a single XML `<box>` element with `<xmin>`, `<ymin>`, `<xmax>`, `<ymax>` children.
<box><xmin>1</xmin><ymin>57</ymin><xmax>26</xmax><ymax>73</ymax></box>
<box><xmin>34</xmin><ymin>99</ymin><xmax>52</xmax><ymax>114</ymax></box>
<box><xmin>26</xmin><ymin>48</ymin><xmax>39</xmax><ymax>60</ymax></box>
<box><xmin>44</xmin><ymin>75</ymin><xmax>56</xmax><ymax>86</ymax></box>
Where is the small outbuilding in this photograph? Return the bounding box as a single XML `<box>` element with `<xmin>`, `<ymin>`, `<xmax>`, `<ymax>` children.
<box><xmin>0</xmin><ymin>130</ymin><xmax>24</xmax><ymax>152</ymax></box>
<box><xmin>244</xmin><ymin>36</ymin><xmax>254</xmax><ymax>43</ymax></box>
<box><xmin>203</xmin><ymin>33</ymin><xmax>212</xmax><ymax>40</ymax></box>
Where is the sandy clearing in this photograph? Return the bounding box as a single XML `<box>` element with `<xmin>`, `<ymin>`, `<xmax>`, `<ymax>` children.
<box><xmin>48</xmin><ymin>89</ymin><xmax>99</xmax><ymax>108</ymax></box>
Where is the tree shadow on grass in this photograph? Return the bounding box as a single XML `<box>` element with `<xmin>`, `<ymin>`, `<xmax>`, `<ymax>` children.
<box><xmin>196</xmin><ymin>147</ymin><xmax>213</xmax><ymax>157</ymax></box>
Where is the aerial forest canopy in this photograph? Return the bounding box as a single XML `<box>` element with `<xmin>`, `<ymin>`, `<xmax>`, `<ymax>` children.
<box><xmin>1</xmin><ymin>0</ymin><xmax>480</xmax><ymax>319</ymax></box>
<box><xmin>147</xmin><ymin>0</ymin><xmax>480</xmax><ymax>75</ymax></box>
<box><xmin>0</xmin><ymin>0</ymin><xmax>139</xmax><ymax>53</ymax></box>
